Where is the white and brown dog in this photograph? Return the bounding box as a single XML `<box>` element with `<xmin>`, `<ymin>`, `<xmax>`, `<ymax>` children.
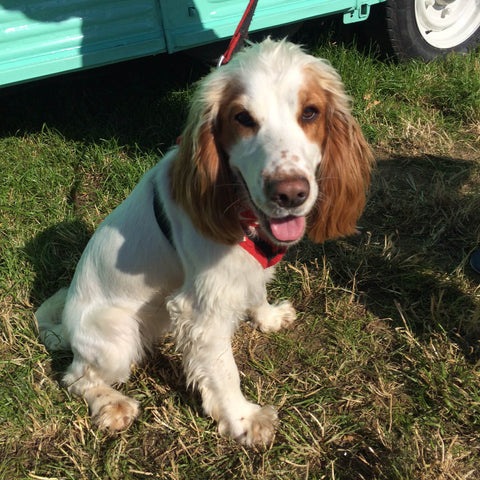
<box><xmin>36</xmin><ymin>39</ymin><xmax>373</xmax><ymax>445</ymax></box>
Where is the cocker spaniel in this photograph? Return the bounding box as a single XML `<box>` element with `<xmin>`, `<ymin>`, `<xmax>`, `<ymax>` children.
<box><xmin>36</xmin><ymin>39</ymin><xmax>373</xmax><ymax>445</ymax></box>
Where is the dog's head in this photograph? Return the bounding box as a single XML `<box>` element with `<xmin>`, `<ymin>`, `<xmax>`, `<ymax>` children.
<box><xmin>171</xmin><ymin>39</ymin><xmax>373</xmax><ymax>246</ymax></box>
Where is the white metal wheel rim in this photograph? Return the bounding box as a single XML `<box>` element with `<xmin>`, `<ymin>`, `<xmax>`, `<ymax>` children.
<box><xmin>415</xmin><ymin>0</ymin><xmax>480</xmax><ymax>49</ymax></box>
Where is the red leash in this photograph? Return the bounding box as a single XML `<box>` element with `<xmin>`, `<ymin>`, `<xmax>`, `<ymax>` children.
<box><xmin>218</xmin><ymin>0</ymin><xmax>259</xmax><ymax>66</ymax></box>
<box><xmin>177</xmin><ymin>0</ymin><xmax>259</xmax><ymax>144</ymax></box>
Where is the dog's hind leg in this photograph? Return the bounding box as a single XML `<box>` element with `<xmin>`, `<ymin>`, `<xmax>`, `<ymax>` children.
<box><xmin>61</xmin><ymin>305</ymin><xmax>143</xmax><ymax>431</ymax></box>
<box><xmin>64</xmin><ymin>361</ymin><xmax>140</xmax><ymax>431</ymax></box>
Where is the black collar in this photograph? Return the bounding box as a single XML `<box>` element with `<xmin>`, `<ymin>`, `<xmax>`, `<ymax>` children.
<box><xmin>152</xmin><ymin>184</ymin><xmax>173</xmax><ymax>245</ymax></box>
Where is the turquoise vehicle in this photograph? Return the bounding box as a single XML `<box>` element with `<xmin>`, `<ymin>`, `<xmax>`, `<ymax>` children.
<box><xmin>1</xmin><ymin>0</ymin><xmax>479</xmax><ymax>88</ymax></box>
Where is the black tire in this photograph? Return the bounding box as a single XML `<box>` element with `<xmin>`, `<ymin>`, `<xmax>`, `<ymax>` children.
<box><xmin>385</xmin><ymin>0</ymin><xmax>480</xmax><ymax>61</ymax></box>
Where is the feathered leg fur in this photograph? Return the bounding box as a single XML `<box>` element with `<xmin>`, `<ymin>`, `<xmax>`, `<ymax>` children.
<box><xmin>167</xmin><ymin>286</ymin><xmax>283</xmax><ymax>445</ymax></box>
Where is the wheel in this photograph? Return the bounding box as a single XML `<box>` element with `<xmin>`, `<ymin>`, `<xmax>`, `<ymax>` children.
<box><xmin>385</xmin><ymin>0</ymin><xmax>480</xmax><ymax>60</ymax></box>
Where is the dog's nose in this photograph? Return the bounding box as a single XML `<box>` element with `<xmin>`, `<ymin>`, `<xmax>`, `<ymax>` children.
<box><xmin>266</xmin><ymin>176</ymin><xmax>310</xmax><ymax>208</ymax></box>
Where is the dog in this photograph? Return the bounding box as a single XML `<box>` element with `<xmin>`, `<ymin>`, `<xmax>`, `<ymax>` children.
<box><xmin>36</xmin><ymin>38</ymin><xmax>373</xmax><ymax>445</ymax></box>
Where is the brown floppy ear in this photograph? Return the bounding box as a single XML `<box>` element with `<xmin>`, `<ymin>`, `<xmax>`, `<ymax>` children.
<box><xmin>170</xmin><ymin>86</ymin><xmax>243</xmax><ymax>245</ymax></box>
<box><xmin>307</xmin><ymin>106</ymin><xmax>374</xmax><ymax>243</ymax></box>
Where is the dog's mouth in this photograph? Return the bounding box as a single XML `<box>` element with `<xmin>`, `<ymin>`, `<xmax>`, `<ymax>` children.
<box><xmin>234</xmin><ymin>172</ymin><xmax>307</xmax><ymax>246</ymax></box>
<box><xmin>263</xmin><ymin>214</ymin><xmax>305</xmax><ymax>244</ymax></box>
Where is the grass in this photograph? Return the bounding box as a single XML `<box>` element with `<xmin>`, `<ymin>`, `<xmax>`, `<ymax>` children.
<box><xmin>1</xmin><ymin>25</ymin><xmax>479</xmax><ymax>480</ymax></box>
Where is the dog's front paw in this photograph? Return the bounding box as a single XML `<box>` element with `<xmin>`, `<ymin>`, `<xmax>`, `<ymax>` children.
<box><xmin>252</xmin><ymin>300</ymin><xmax>296</xmax><ymax>333</ymax></box>
<box><xmin>90</xmin><ymin>392</ymin><xmax>140</xmax><ymax>432</ymax></box>
<box><xmin>218</xmin><ymin>404</ymin><xmax>278</xmax><ymax>445</ymax></box>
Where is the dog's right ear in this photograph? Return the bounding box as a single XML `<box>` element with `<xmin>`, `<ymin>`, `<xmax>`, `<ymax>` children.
<box><xmin>170</xmin><ymin>75</ymin><xmax>243</xmax><ymax>245</ymax></box>
<box><xmin>302</xmin><ymin>62</ymin><xmax>374</xmax><ymax>244</ymax></box>
<box><xmin>307</xmin><ymin>107</ymin><xmax>373</xmax><ymax>243</ymax></box>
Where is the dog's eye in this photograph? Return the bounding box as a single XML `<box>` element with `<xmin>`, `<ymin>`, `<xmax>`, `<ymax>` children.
<box><xmin>302</xmin><ymin>106</ymin><xmax>319</xmax><ymax>122</ymax></box>
<box><xmin>234</xmin><ymin>111</ymin><xmax>256</xmax><ymax>128</ymax></box>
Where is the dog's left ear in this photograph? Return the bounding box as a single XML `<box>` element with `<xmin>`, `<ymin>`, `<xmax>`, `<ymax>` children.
<box><xmin>307</xmin><ymin>104</ymin><xmax>374</xmax><ymax>244</ymax></box>
<box><xmin>170</xmin><ymin>77</ymin><xmax>243</xmax><ymax>245</ymax></box>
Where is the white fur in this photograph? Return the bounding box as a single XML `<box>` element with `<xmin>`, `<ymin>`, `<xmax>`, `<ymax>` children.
<box><xmin>36</xmin><ymin>39</ymin><xmax>370</xmax><ymax>444</ymax></box>
<box><xmin>37</xmin><ymin>151</ymin><xmax>287</xmax><ymax>441</ymax></box>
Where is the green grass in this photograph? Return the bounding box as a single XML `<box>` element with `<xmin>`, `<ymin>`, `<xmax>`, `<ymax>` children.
<box><xmin>1</xmin><ymin>28</ymin><xmax>480</xmax><ymax>480</ymax></box>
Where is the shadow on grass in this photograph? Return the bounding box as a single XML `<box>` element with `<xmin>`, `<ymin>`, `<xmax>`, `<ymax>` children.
<box><xmin>295</xmin><ymin>152</ymin><xmax>480</xmax><ymax>362</ymax></box>
<box><xmin>0</xmin><ymin>51</ymin><xmax>210</xmax><ymax>153</ymax></box>
<box><xmin>23</xmin><ymin>219</ymin><xmax>92</xmax><ymax>308</ymax></box>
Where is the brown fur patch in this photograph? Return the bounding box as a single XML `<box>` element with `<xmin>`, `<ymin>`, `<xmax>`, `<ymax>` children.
<box><xmin>215</xmin><ymin>85</ymin><xmax>259</xmax><ymax>152</ymax></box>
<box><xmin>296</xmin><ymin>74</ymin><xmax>328</xmax><ymax>144</ymax></box>
<box><xmin>170</xmin><ymin>80</ymin><xmax>247</xmax><ymax>245</ymax></box>
<box><xmin>299</xmin><ymin>66</ymin><xmax>374</xmax><ymax>243</ymax></box>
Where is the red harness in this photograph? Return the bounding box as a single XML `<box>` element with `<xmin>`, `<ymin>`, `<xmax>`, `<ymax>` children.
<box><xmin>153</xmin><ymin>192</ymin><xmax>286</xmax><ymax>270</ymax></box>
<box><xmin>238</xmin><ymin>209</ymin><xmax>287</xmax><ymax>268</ymax></box>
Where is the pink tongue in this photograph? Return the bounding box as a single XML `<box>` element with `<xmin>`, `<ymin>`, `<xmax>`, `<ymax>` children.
<box><xmin>269</xmin><ymin>216</ymin><xmax>305</xmax><ymax>242</ymax></box>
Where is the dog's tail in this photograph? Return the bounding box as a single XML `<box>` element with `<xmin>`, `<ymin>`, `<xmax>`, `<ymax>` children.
<box><xmin>35</xmin><ymin>288</ymin><xmax>70</xmax><ymax>351</ymax></box>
